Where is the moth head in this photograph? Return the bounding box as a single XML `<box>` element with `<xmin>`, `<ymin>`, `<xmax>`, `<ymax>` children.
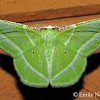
<box><xmin>40</xmin><ymin>25</ymin><xmax>60</xmax><ymax>31</ymax></box>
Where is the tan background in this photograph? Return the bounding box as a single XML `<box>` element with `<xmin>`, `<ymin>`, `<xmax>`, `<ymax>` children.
<box><xmin>0</xmin><ymin>0</ymin><xmax>100</xmax><ymax>100</ymax></box>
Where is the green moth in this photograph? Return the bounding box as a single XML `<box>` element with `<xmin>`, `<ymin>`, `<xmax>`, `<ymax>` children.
<box><xmin>0</xmin><ymin>19</ymin><xmax>100</xmax><ymax>87</ymax></box>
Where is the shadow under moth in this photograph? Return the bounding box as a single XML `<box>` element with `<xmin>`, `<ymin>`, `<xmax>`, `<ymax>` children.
<box><xmin>0</xmin><ymin>19</ymin><xmax>100</xmax><ymax>87</ymax></box>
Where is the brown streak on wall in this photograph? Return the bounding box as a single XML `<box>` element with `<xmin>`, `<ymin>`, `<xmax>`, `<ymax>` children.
<box><xmin>0</xmin><ymin>4</ymin><xmax>100</xmax><ymax>23</ymax></box>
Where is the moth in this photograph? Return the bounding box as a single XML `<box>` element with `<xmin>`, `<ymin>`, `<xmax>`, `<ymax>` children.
<box><xmin>0</xmin><ymin>19</ymin><xmax>100</xmax><ymax>87</ymax></box>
